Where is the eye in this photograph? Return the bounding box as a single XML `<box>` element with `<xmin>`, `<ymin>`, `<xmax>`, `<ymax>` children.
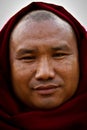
<box><xmin>52</xmin><ymin>53</ymin><xmax>67</xmax><ymax>58</ymax></box>
<box><xmin>22</xmin><ymin>56</ymin><xmax>36</xmax><ymax>60</ymax></box>
<box><xmin>18</xmin><ymin>55</ymin><xmax>36</xmax><ymax>62</ymax></box>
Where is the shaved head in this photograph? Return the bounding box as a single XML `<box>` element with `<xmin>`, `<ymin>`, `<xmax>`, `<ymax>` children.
<box><xmin>11</xmin><ymin>10</ymin><xmax>74</xmax><ymax>41</ymax></box>
<box><xmin>22</xmin><ymin>10</ymin><xmax>55</xmax><ymax>22</ymax></box>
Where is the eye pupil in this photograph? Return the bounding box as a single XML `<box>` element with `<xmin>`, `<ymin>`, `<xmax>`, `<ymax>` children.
<box><xmin>24</xmin><ymin>56</ymin><xmax>35</xmax><ymax>59</ymax></box>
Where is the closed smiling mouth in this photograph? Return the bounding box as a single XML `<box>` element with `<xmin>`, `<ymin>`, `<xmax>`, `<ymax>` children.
<box><xmin>32</xmin><ymin>84</ymin><xmax>61</xmax><ymax>95</ymax></box>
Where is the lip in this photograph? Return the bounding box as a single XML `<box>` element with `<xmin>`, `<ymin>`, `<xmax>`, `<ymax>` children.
<box><xmin>33</xmin><ymin>84</ymin><xmax>59</xmax><ymax>95</ymax></box>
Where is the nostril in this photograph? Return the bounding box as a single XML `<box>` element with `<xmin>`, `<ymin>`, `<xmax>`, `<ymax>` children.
<box><xmin>36</xmin><ymin>75</ymin><xmax>54</xmax><ymax>81</ymax></box>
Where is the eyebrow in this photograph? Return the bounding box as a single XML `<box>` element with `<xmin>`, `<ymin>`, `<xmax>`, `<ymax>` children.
<box><xmin>16</xmin><ymin>49</ymin><xmax>36</xmax><ymax>56</ymax></box>
<box><xmin>51</xmin><ymin>44</ymin><xmax>71</xmax><ymax>51</ymax></box>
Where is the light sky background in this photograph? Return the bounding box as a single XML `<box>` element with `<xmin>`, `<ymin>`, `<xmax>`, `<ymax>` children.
<box><xmin>0</xmin><ymin>0</ymin><xmax>87</xmax><ymax>29</ymax></box>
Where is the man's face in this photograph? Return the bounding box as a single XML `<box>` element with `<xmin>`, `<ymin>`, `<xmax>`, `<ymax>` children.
<box><xmin>10</xmin><ymin>17</ymin><xmax>79</xmax><ymax>109</ymax></box>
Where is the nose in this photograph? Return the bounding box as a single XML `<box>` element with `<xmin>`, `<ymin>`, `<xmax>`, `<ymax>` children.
<box><xmin>35</xmin><ymin>57</ymin><xmax>55</xmax><ymax>80</ymax></box>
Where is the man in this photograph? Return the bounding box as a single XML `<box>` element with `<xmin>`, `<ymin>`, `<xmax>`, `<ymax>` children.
<box><xmin>9</xmin><ymin>10</ymin><xmax>79</xmax><ymax>110</ymax></box>
<box><xmin>0</xmin><ymin>2</ymin><xmax>87</xmax><ymax>129</ymax></box>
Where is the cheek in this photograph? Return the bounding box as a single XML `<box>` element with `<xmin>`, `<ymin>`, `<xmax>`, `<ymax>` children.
<box><xmin>10</xmin><ymin>62</ymin><xmax>36</xmax><ymax>84</ymax></box>
<box><xmin>54</xmin><ymin>59</ymin><xmax>79</xmax><ymax>100</ymax></box>
<box><xmin>55</xmin><ymin>58</ymin><xmax>79</xmax><ymax>86</ymax></box>
<box><xmin>10</xmin><ymin>62</ymin><xmax>36</xmax><ymax>99</ymax></box>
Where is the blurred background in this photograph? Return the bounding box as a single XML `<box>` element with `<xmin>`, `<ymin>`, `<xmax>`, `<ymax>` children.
<box><xmin>0</xmin><ymin>0</ymin><xmax>87</xmax><ymax>29</ymax></box>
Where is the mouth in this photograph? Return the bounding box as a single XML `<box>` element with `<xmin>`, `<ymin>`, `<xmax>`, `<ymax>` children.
<box><xmin>33</xmin><ymin>84</ymin><xmax>60</xmax><ymax>95</ymax></box>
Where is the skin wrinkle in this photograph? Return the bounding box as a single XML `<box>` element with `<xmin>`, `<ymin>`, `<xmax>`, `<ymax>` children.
<box><xmin>9</xmin><ymin>10</ymin><xmax>79</xmax><ymax>110</ymax></box>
